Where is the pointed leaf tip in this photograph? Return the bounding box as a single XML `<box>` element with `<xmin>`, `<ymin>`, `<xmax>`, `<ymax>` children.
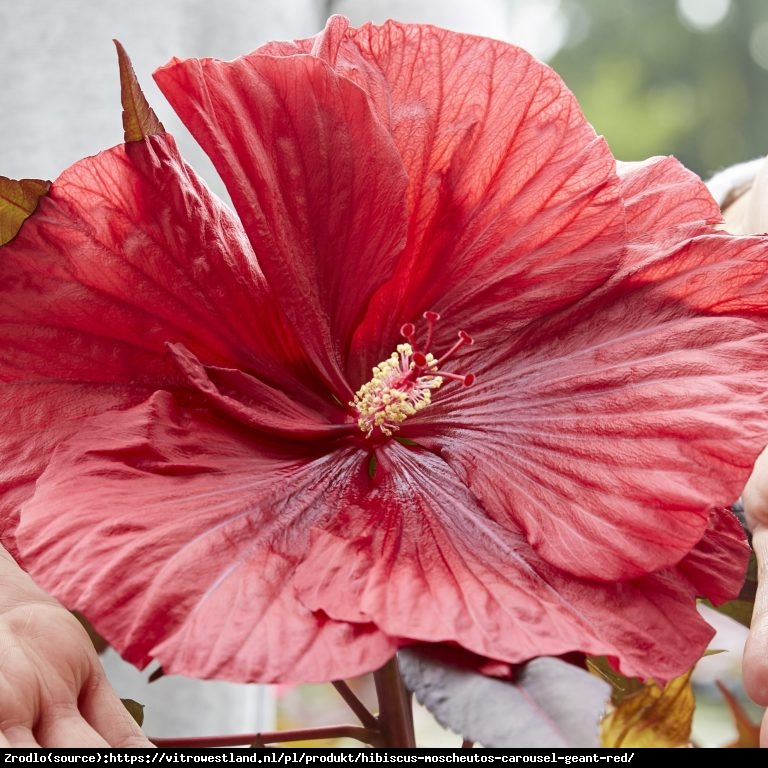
<box><xmin>0</xmin><ymin>175</ymin><xmax>51</xmax><ymax>245</ymax></box>
<box><xmin>716</xmin><ymin>680</ymin><xmax>761</xmax><ymax>747</ymax></box>
<box><xmin>121</xmin><ymin>698</ymin><xmax>145</xmax><ymax>727</ymax></box>
<box><xmin>114</xmin><ymin>39</ymin><xmax>164</xmax><ymax>142</ymax></box>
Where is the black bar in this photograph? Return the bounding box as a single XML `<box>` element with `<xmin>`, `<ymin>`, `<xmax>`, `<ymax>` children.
<box><xmin>0</xmin><ymin>747</ymin><xmax>655</xmax><ymax>763</ymax></box>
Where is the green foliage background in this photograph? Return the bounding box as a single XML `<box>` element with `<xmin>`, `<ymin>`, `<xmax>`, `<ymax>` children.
<box><xmin>549</xmin><ymin>0</ymin><xmax>768</xmax><ymax>178</ymax></box>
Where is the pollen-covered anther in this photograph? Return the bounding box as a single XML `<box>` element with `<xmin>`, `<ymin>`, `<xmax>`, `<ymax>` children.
<box><xmin>351</xmin><ymin>313</ymin><xmax>475</xmax><ymax>438</ymax></box>
<box><xmin>351</xmin><ymin>343</ymin><xmax>443</xmax><ymax>437</ymax></box>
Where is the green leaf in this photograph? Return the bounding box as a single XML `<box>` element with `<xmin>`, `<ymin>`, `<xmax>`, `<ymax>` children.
<box><xmin>114</xmin><ymin>40</ymin><xmax>164</xmax><ymax>142</ymax></box>
<box><xmin>0</xmin><ymin>176</ymin><xmax>50</xmax><ymax>245</ymax></box>
<box><xmin>586</xmin><ymin>656</ymin><xmax>644</xmax><ymax>702</ymax></box>
<box><xmin>710</xmin><ymin>598</ymin><xmax>754</xmax><ymax>628</ymax></box>
<box><xmin>121</xmin><ymin>698</ymin><xmax>145</xmax><ymax>727</ymax></box>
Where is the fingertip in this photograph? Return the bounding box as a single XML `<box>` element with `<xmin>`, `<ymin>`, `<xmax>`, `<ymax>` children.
<box><xmin>742</xmin><ymin>627</ymin><xmax>768</xmax><ymax>705</ymax></box>
<box><xmin>740</xmin><ymin>525</ymin><xmax>768</xmax><ymax>707</ymax></box>
<box><xmin>115</xmin><ymin>733</ymin><xmax>157</xmax><ymax>749</ymax></box>
<box><xmin>79</xmin><ymin>673</ymin><xmax>154</xmax><ymax>748</ymax></box>
<box><xmin>741</xmin><ymin>448</ymin><xmax>768</xmax><ymax>529</ymax></box>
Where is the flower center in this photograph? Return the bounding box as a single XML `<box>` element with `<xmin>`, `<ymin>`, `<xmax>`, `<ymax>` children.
<box><xmin>351</xmin><ymin>312</ymin><xmax>475</xmax><ymax>438</ymax></box>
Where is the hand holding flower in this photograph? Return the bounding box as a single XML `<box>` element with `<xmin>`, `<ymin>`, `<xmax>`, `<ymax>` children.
<box><xmin>0</xmin><ymin>544</ymin><xmax>153</xmax><ymax>748</ymax></box>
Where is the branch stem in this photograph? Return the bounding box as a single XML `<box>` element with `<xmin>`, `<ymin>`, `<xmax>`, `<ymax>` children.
<box><xmin>332</xmin><ymin>679</ymin><xmax>380</xmax><ymax>730</ymax></box>
<box><xmin>373</xmin><ymin>654</ymin><xmax>416</xmax><ymax>748</ymax></box>
<box><xmin>152</xmin><ymin>724</ymin><xmax>378</xmax><ymax>748</ymax></box>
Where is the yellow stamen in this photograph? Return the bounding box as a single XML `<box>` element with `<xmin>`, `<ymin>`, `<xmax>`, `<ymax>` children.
<box><xmin>351</xmin><ymin>343</ymin><xmax>443</xmax><ymax>437</ymax></box>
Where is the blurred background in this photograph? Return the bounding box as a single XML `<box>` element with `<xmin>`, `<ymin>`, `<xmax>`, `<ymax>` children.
<box><xmin>547</xmin><ymin>0</ymin><xmax>768</xmax><ymax>180</ymax></box>
<box><xmin>2</xmin><ymin>0</ymin><xmax>767</xmax><ymax>748</ymax></box>
<box><xmin>4</xmin><ymin>0</ymin><xmax>768</xmax><ymax>182</ymax></box>
<box><xmin>340</xmin><ymin>0</ymin><xmax>768</xmax><ymax>180</ymax></box>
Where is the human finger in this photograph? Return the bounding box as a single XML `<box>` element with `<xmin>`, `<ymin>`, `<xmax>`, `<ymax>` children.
<box><xmin>34</xmin><ymin>709</ymin><xmax>110</xmax><ymax>748</ymax></box>
<box><xmin>79</xmin><ymin>675</ymin><xmax>155</xmax><ymax>748</ymax></box>
<box><xmin>0</xmin><ymin>723</ymin><xmax>40</xmax><ymax>748</ymax></box>
<box><xmin>741</xmin><ymin>446</ymin><xmax>768</xmax><ymax>529</ymax></box>
<box><xmin>742</xmin><ymin>526</ymin><xmax>768</xmax><ymax>706</ymax></box>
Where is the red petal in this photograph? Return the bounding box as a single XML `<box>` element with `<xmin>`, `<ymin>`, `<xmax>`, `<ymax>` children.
<box><xmin>166</xmin><ymin>342</ymin><xmax>351</xmax><ymax>440</ymax></box>
<box><xmin>0</xmin><ymin>134</ymin><xmax>303</xmax><ymax>394</ymax></box>
<box><xmin>16</xmin><ymin>392</ymin><xmax>395</xmax><ymax>683</ymax></box>
<box><xmin>425</xmin><ymin>235</ymin><xmax>768</xmax><ymax>580</ymax></box>
<box><xmin>0</xmin><ymin>382</ymin><xmax>150</xmax><ymax>557</ymax></box>
<box><xmin>157</xmin><ymin>19</ymin><xmax>626</xmax><ymax>382</ymax></box>
<box><xmin>154</xmin><ymin>50</ymin><xmax>409</xmax><ymax>391</ymax></box>
<box><xmin>617</xmin><ymin>156</ymin><xmax>723</xmax><ymax>244</ymax></box>
<box><xmin>674</xmin><ymin>506</ymin><xmax>750</xmax><ymax>605</ymax></box>
<box><xmin>293</xmin><ymin>441</ymin><xmax>717</xmax><ymax>681</ymax></box>
<box><xmin>299</xmin><ymin>20</ymin><xmax>626</xmax><ymax>371</ymax></box>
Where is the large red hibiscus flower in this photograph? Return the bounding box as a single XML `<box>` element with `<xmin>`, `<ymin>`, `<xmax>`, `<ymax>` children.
<box><xmin>2</xmin><ymin>16</ymin><xmax>767</xmax><ymax>685</ymax></box>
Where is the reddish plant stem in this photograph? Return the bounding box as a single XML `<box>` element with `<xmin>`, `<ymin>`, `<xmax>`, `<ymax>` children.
<box><xmin>151</xmin><ymin>724</ymin><xmax>378</xmax><ymax>748</ymax></box>
<box><xmin>373</xmin><ymin>654</ymin><xmax>416</xmax><ymax>748</ymax></box>
<box><xmin>151</xmin><ymin>654</ymin><xmax>416</xmax><ymax>749</ymax></box>
<box><xmin>332</xmin><ymin>679</ymin><xmax>380</xmax><ymax>730</ymax></box>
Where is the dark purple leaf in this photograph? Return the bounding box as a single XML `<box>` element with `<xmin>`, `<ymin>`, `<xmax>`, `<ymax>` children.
<box><xmin>400</xmin><ymin>650</ymin><xmax>610</xmax><ymax>748</ymax></box>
